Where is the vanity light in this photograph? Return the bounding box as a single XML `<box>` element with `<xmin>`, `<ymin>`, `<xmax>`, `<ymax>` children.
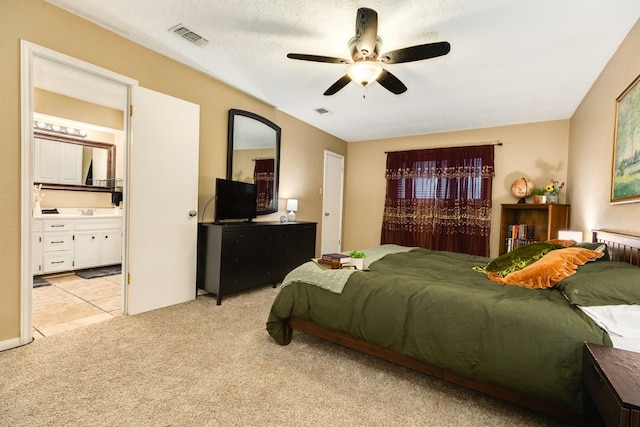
<box><xmin>286</xmin><ymin>199</ymin><xmax>298</xmax><ymax>222</ymax></box>
<box><xmin>33</xmin><ymin>121</ymin><xmax>88</xmax><ymax>138</ymax></box>
<box><xmin>347</xmin><ymin>60</ymin><xmax>383</xmax><ymax>86</ymax></box>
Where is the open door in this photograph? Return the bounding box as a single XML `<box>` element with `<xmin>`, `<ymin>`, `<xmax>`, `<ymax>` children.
<box><xmin>127</xmin><ymin>86</ymin><xmax>200</xmax><ymax>315</ymax></box>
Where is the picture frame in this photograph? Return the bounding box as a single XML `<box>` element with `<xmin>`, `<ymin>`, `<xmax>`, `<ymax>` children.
<box><xmin>611</xmin><ymin>73</ymin><xmax>640</xmax><ymax>204</ymax></box>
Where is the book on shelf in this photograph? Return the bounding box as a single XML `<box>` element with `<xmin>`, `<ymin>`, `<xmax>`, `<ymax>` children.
<box><xmin>505</xmin><ymin>224</ymin><xmax>535</xmax><ymax>252</ymax></box>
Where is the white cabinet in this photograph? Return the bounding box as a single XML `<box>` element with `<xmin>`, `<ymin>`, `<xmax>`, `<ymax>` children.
<box><xmin>41</xmin><ymin>219</ymin><xmax>73</xmax><ymax>273</ymax></box>
<box><xmin>73</xmin><ymin>233</ymin><xmax>101</xmax><ymax>269</ymax></box>
<box><xmin>32</xmin><ymin>216</ymin><xmax>122</xmax><ymax>274</ymax></box>
<box><xmin>32</xmin><ymin>220</ymin><xmax>43</xmax><ymax>274</ymax></box>
<box><xmin>34</xmin><ymin>137</ymin><xmax>83</xmax><ymax>185</ymax></box>
<box><xmin>73</xmin><ymin>218</ymin><xmax>122</xmax><ymax>269</ymax></box>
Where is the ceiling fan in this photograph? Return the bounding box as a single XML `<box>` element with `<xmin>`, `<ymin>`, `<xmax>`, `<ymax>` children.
<box><xmin>287</xmin><ymin>7</ymin><xmax>451</xmax><ymax>96</ymax></box>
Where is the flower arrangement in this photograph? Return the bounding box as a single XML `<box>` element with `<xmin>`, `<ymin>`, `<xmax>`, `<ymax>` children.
<box><xmin>531</xmin><ymin>188</ymin><xmax>546</xmax><ymax>196</ymax></box>
<box><xmin>545</xmin><ymin>179</ymin><xmax>565</xmax><ymax>195</ymax></box>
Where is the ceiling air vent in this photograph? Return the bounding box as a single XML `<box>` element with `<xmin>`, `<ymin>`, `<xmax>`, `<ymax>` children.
<box><xmin>169</xmin><ymin>24</ymin><xmax>208</xmax><ymax>46</ymax></box>
<box><xmin>314</xmin><ymin>107</ymin><xmax>331</xmax><ymax>115</ymax></box>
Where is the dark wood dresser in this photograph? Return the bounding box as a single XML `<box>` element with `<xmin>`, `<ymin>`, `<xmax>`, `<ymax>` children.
<box><xmin>583</xmin><ymin>342</ymin><xmax>640</xmax><ymax>427</ymax></box>
<box><xmin>197</xmin><ymin>221</ymin><xmax>316</xmax><ymax>304</ymax></box>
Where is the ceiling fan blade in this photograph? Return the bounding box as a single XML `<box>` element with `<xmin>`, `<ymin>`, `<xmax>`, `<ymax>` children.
<box><xmin>380</xmin><ymin>41</ymin><xmax>451</xmax><ymax>64</ymax></box>
<box><xmin>287</xmin><ymin>53</ymin><xmax>350</xmax><ymax>64</ymax></box>
<box><xmin>377</xmin><ymin>69</ymin><xmax>407</xmax><ymax>94</ymax></box>
<box><xmin>354</xmin><ymin>7</ymin><xmax>378</xmax><ymax>58</ymax></box>
<box><xmin>324</xmin><ymin>75</ymin><xmax>352</xmax><ymax>96</ymax></box>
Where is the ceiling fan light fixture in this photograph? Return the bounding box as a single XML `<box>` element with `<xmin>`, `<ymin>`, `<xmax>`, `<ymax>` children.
<box><xmin>347</xmin><ymin>61</ymin><xmax>383</xmax><ymax>86</ymax></box>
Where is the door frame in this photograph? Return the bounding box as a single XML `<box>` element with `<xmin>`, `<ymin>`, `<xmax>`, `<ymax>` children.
<box><xmin>321</xmin><ymin>150</ymin><xmax>345</xmax><ymax>254</ymax></box>
<box><xmin>19</xmin><ymin>40</ymin><xmax>137</xmax><ymax>345</ymax></box>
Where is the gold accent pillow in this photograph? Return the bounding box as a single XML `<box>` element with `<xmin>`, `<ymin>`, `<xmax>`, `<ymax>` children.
<box><xmin>487</xmin><ymin>247</ymin><xmax>604</xmax><ymax>289</ymax></box>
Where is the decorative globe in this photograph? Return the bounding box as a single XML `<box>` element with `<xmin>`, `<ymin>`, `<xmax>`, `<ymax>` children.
<box><xmin>510</xmin><ymin>178</ymin><xmax>534</xmax><ymax>203</ymax></box>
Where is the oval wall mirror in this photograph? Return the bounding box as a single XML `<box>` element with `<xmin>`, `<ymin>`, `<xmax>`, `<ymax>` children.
<box><xmin>227</xmin><ymin>109</ymin><xmax>281</xmax><ymax>215</ymax></box>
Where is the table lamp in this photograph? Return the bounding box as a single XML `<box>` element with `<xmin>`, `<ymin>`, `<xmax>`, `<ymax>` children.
<box><xmin>286</xmin><ymin>199</ymin><xmax>298</xmax><ymax>222</ymax></box>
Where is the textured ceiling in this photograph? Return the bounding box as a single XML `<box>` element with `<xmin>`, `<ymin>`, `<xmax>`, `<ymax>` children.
<box><xmin>45</xmin><ymin>0</ymin><xmax>640</xmax><ymax>142</ymax></box>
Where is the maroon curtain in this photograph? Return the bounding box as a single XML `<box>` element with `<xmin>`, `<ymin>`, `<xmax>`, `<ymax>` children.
<box><xmin>381</xmin><ymin>145</ymin><xmax>495</xmax><ymax>256</ymax></box>
<box><xmin>253</xmin><ymin>158</ymin><xmax>275</xmax><ymax>210</ymax></box>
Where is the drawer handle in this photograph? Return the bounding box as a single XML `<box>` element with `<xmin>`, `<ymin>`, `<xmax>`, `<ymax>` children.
<box><xmin>51</xmin><ymin>240</ymin><xmax>64</xmax><ymax>244</ymax></box>
<box><xmin>52</xmin><ymin>261</ymin><xmax>65</xmax><ymax>264</ymax></box>
<box><xmin>51</xmin><ymin>225</ymin><xmax>65</xmax><ymax>228</ymax></box>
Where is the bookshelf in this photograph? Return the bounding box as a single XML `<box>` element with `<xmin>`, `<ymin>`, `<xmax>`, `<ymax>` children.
<box><xmin>499</xmin><ymin>204</ymin><xmax>570</xmax><ymax>254</ymax></box>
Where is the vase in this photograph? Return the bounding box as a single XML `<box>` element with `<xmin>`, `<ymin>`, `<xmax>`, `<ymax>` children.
<box><xmin>351</xmin><ymin>258</ymin><xmax>364</xmax><ymax>270</ymax></box>
<box><xmin>33</xmin><ymin>201</ymin><xmax>42</xmax><ymax>216</ymax></box>
<box><xmin>547</xmin><ymin>193</ymin><xmax>559</xmax><ymax>204</ymax></box>
<box><xmin>533</xmin><ymin>195</ymin><xmax>547</xmax><ymax>204</ymax></box>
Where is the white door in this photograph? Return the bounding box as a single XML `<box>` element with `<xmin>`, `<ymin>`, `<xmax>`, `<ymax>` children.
<box><xmin>321</xmin><ymin>151</ymin><xmax>344</xmax><ymax>254</ymax></box>
<box><xmin>127</xmin><ymin>86</ymin><xmax>200</xmax><ymax>315</ymax></box>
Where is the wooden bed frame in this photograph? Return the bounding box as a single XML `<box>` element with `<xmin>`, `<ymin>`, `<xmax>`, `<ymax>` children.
<box><xmin>281</xmin><ymin>229</ymin><xmax>640</xmax><ymax>425</ymax></box>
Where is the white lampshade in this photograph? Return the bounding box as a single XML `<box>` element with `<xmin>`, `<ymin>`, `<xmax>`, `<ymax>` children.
<box><xmin>286</xmin><ymin>199</ymin><xmax>298</xmax><ymax>212</ymax></box>
<box><xmin>557</xmin><ymin>230</ymin><xmax>583</xmax><ymax>242</ymax></box>
<box><xmin>347</xmin><ymin>61</ymin><xmax>383</xmax><ymax>86</ymax></box>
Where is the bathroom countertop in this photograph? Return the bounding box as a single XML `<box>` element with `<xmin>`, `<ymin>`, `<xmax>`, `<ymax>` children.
<box><xmin>34</xmin><ymin>208</ymin><xmax>123</xmax><ymax>219</ymax></box>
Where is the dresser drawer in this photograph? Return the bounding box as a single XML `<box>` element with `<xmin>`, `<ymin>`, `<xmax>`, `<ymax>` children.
<box><xmin>43</xmin><ymin>253</ymin><xmax>73</xmax><ymax>273</ymax></box>
<box><xmin>584</xmin><ymin>358</ymin><xmax>627</xmax><ymax>426</ymax></box>
<box><xmin>582</xmin><ymin>343</ymin><xmax>638</xmax><ymax>427</ymax></box>
<box><xmin>43</xmin><ymin>221</ymin><xmax>72</xmax><ymax>232</ymax></box>
<box><xmin>222</xmin><ymin>228</ymin><xmax>277</xmax><ymax>252</ymax></box>
<box><xmin>43</xmin><ymin>234</ymin><xmax>72</xmax><ymax>252</ymax></box>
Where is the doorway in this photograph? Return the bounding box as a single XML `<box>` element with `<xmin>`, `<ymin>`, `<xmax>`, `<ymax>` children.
<box><xmin>321</xmin><ymin>150</ymin><xmax>345</xmax><ymax>254</ymax></box>
<box><xmin>21</xmin><ymin>42</ymin><xmax>134</xmax><ymax>343</ymax></box>
<box><xmin>20</xmin><ymin>41</ymin><xmax>201</xmax><ymax>347</ymax></box>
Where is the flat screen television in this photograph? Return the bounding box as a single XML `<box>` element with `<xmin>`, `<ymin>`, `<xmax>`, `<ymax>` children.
<box><xmin>214</xmin><ymin>178</ymin><xmax>258</xmax><ymax>223</ymax></box>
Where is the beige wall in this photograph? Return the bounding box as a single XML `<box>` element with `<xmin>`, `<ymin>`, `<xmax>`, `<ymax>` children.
<box><xmin>343</xmin><ymin>120</ymin><xmax>570</xmax><ymax>256</ymax></box>
<box><xmin>2</xmin><ymin>1</ymin><xmax>638</xmax><ymax>346</ymax></box>
<box><xmin>568</xmin><ymin>18</ymin><xmax>640</xmax><ymax>239</ymax></box>
<box><xmin>0</xmin><ymin>0</ymin><xmax>346</xmax><ymax>343</ymax></box>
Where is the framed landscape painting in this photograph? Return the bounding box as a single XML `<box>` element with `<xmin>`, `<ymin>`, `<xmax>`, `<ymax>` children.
<box><xmin>611</xmin><ymin>73</ymin><xmax>640</xmax><ymax>204</ymax></box>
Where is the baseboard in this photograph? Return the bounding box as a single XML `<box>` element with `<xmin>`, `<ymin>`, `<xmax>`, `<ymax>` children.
<box><xmin>0</xmin><ymin>336</ymin><xmax>25</xmax><ymax>352</ymax></box>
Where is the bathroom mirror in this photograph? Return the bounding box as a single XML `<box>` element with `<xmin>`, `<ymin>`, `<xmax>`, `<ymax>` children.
<box><xmin>34</xmin><ymin>131</ymin><xmax>117</xmax><ymax>192</ymax></box>
<box><xmin>227</xmin><ymin>109</ymin><xmax>281</xmax><ymax>215</ymax></box>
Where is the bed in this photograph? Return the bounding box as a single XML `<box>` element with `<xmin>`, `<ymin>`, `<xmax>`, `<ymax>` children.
<box><xmin>266</xmin><ymin>229</ymin><xmax>640</xmax><ymax>424</ymax></box>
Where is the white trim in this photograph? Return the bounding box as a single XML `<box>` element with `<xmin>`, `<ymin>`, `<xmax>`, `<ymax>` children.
<box><xmin>0</xmin><ymin>337</ymin><xmax>24</xmax><ymax>352</ymax></box>
<box><xmin>19</xmin><ymin>40</ymin><xmax>137</xmax><ymax>350</ymax></box>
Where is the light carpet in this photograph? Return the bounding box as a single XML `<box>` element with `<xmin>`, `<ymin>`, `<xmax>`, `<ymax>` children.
<box><xmin>0</xmin><ymin>285</ymin><xmax>569</xmax><ymax>426</ymax></box>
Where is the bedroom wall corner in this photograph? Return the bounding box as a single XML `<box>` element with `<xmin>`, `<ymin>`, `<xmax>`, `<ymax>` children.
<box><xmin>342</xmin><ymin>120</ymin><xmax>570</xmax><ymax>258</ymax></box>
<box><xmin>568</xmin><ymin>18</ymin><xmax>640</xmax><ymax>239</ymax></box>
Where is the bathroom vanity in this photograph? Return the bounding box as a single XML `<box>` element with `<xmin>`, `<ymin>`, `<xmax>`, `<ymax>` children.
<box><xmin>32</xmin><ymin>209</ymin><xmax>123</xmax><ymax>275</ymax></box>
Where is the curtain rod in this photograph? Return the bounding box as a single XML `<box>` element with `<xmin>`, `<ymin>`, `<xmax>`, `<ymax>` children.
<box><xmin>385</xmin><ymin>139</ymin><xmax>503</xmax><ymax>154</ymax></box>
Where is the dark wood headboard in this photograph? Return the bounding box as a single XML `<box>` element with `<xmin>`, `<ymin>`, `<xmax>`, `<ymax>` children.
<box><xmin>592</xmin><ymin>229</ymin><xmax>640</xmax><ymax>267</ymax></box>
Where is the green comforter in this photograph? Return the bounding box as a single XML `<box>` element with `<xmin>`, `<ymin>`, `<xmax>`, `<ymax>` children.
<box><xmin>266</xmin><ymin>248</ymin><xmax>612</xmax><ymax>413</ymax></box>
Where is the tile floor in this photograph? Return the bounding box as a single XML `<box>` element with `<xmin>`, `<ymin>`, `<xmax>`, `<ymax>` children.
<box><xmin>32</xmin><ymin>273</ymin><xmax>122</xmax><ymax>339</ymax></box>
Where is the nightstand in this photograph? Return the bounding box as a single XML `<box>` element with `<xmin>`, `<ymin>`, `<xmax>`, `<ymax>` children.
<box><xmin>583</xmin><ymin>342</ymin><xmax>640</xmax><ymax>427</ymax></box>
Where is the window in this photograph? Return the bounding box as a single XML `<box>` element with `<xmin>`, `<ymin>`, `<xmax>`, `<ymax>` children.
<box><xmin>381</xmin><ymin>145</ymin><xmax>495</xmax><ymax>256</ymax></box>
